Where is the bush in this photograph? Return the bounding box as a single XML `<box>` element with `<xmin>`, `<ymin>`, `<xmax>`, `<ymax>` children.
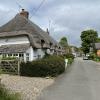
<box><xmin>20</xmin><ymin>55</ymin><xmax>65</xmax><ymax>77</ymax></box>
<box><xmin>59</xmin><ymin>53</ymin><xmax>74</xmax><ymax>64</ymax></box>
<box><xmin>94</xmin><ymin>56</ymin><xmax>100</xmax><ymax>62</ymax></box>
<box><xmin>68</xmin><ymin>58</ymin><xmax>73</xmax><ymax>64</ymax></box>
<box><xmin>65</xmin><ymin>53</ymin><xmax>74</xmax><ymax>59</ymax></box>
<box><xmin>88</xmin><ymin>53</ymin><xmax>96</xmax><ymax>60</ymax></box>
<box><xmin>1</xmin><ymin>57</ymin><xmax>17</xmax><ymax>60</ymax></box>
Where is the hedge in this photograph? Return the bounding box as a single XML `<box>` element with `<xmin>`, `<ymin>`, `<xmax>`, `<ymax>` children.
<box><xmin>20</xmin><ymin>55</ymin><xmax>65</xmax><ymax>77</ymax></box>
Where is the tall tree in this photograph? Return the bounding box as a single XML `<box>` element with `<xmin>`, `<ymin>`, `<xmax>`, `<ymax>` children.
<box><xmin>96</xmin><ymin>37</ymin><xmax>100</xmax><ymax>43</ymax></box>
<box><xmin>59</xmin><ymin>37</ymin><xmax>68</xmax><ymax>47</ymax></box>
<box><xmin>59</xmin><ymin>37</ymin><xmax>71</xmax><ymax>53</ymax></box>
<box><xmin>80</xmin><ymin>29</ymin><xmax>98</xmax><ymax>54</ymax></box>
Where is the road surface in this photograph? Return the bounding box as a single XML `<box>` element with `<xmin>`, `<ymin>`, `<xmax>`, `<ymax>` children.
<box><xmin>38</xmin><ymin>58</ymin><xmax>100</xmax><ymax>100</ymax></box>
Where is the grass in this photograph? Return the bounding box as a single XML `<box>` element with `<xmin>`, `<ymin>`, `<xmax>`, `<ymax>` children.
<box><xmin>0</xmin><ymin>84</ymin><xmax>21</xmax><ymax>100</ymax></box>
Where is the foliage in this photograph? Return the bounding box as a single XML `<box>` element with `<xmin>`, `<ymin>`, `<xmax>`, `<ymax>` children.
<box><xmin>0</xmin><ymin>84</ymin><xmax>20</xmax><ymax>100</ymax></box>
<box><xmin>65</xmin><ymin>53</ymin><xmax>74</xmax><ymax>59</ymax></box>
<box><xmin>59</xmin><ymin>53</ymin><xmax>74</xmax><ymax>64</ymax></box>
<box><xmin>20</xmin><ymin>55</ymin><xmax>65</xmax><ymax>77</ymax></box>
<box><xmin>2</xmin><ymin>57</ymin><xmax>17</xmax><ymax>60</ymax></box>
<box><xmin>88</xmin><ymin>53</ymin><xmax>96</xmax><ymax>60</ymax></box>
<box><xmin>94</xmin><ymin>56</ymin><xmax>100</xmax><ymax>62</ymax></box>
<box><xmin>88</xmin><ymin>53</ymin><xmax>100</xmax><ymax>62</ymax></box>
<box><xmin>96</xmin><ymin>37</ymin><xmax>100</xmax><ymax>43</ymax></box>
<box><xmin>68</xmin><ymin>58</ymin><xmax>73</xmax><ymax>64</ymax></box>
<box><xmin>80</xmin><ymin>29</ymin><xmax>98</xmax><ymax>54</ymax></box>
<box><xmin>59</xmin><ymin>37</ymin><xmax>68</xmax><ymax>48</ymax></box>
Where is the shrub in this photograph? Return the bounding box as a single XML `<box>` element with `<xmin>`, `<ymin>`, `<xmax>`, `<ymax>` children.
<box><xmin>94</xmin><ymin>56</ymin><xmax>100</xmax><ymax>62</ymax></box>
<box><xmin>59</xmin><ymin>53</ymin><xmax>74</xmax><ymax>64</ymax></box>
<box><xmin>20</xmin><ymin>55</ymin><xmax>65</xmax><ymax>77</ymax></box>
<box><xmin>65</xmin><ymin>53</ymin><xmax>74</xmax><ymax>59</ymax></box>
<box><xmin>88</xmin><ymin>53</ymin><xmax>96</xmax><ymax>60</ymax></box>
<box><xmin>2</xmin><ymin>57</ymin><xmax>17</xmax><ymax>60</ymax></box>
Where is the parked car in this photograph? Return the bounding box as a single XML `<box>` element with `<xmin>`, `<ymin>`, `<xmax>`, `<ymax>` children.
<box><xmin>83</xmin><ymin>56</ymin><xmax>88</xmax><ymax>60</ymax></box>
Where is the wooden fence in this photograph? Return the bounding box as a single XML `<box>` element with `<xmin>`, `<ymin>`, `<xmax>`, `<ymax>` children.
<box><xmin>0</xmin><ymin>60</ymin><xmax>20</xmax><ymax>75</ymax></box>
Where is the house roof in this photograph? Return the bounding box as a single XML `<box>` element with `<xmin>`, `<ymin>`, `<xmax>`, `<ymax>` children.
<box><xmin>95</xmin><ymin>43</ymin><xmax>100</xmax><ymax>50</ymax></box>
<box><xmin>0</xmin><ymin>11</ymin><xmax>58</xmax><ymax>49</ymax></box>
<box><xmin>0</xmin><ymin>43</ymin><xmax>30</xmax><ymax>54</ymax></box>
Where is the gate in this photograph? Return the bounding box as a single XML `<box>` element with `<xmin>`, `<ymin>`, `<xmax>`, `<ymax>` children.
<box><xmin>0</xmin><ymin>60</ymin><xmax>20</xmax><ymax>75</ymax></box>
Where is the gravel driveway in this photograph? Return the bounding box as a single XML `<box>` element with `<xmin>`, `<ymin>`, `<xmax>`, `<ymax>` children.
<box><xmin>0</xmin><ymin>74</ymin><xmax>54</xmax><ymax>100</ymax></box>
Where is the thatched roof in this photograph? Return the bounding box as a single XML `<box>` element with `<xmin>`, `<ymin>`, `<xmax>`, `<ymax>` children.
<box><xmin>0</xmin><ymin>43</ymin><xmax>30</xmax><ymax>53</ymax></box>
<box><xmin>0</xmin><ymin>10</ymin><xmax>58</xmax><ymax>49</ymax></box>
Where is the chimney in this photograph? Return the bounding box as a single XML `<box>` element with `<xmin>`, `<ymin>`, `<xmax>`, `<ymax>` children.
<box><xmin>46</xmin><ymin>28</ymin><xmax>49</xmax><ymax>35</ymax></box>
<box><xmin>20</xmin><ymin>9</ymin><xmax>29</xmax><ymax>19</ymax></box>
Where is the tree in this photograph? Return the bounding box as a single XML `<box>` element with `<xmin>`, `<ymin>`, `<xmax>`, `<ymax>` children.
<box><xmin>96</xmin><ymin>37</ymin><xmax>100</xmax><ymax>43</ymax></box>
<box><xmin>80</xmin><ymin>29</ymin><xmax>98</xmax><ymax>54</ymax></box>
<box><xmin>59</xmin><ymin>37</ymin><xmax>71</xmax><ymax>53</ymax></box>
<box><xmin>59</xmin><ymin>37</ymin><xmax>68</xmax><ymax>47</ymax></box>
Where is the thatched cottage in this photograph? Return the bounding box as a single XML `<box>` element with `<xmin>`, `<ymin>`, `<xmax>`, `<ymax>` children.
<box><xmin>0</xmin><ymin>9</ymin><xmax>65</xmax><ymax>62</ymax></box>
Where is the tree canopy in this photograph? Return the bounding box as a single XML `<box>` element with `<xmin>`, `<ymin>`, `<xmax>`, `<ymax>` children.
<box><xmin>59</xmin><ymin>37</ymin><xmax>68</xmax><ymax>47</ymax></box>
<box><xmin>80</xmin><ymin>29</ymin><xmax>98</xmax><ymax>54</ymax></box>
<box><xmin>96</xmin><ymin>37</ymin><xmax>100</xmax><ymax>43</ymax></box>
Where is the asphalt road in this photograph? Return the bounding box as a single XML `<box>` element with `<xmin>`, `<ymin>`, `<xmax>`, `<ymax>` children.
<box><xmin>38</xmin><ymin>58</ymin><xmax>100</xmax><ymax>100</ymax></box>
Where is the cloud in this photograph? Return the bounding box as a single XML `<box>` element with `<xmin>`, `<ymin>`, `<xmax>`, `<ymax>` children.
<box><xmin>0</xmin><ymin>0</ymin><xmax>100</xmax><ymax>47</ymax></box>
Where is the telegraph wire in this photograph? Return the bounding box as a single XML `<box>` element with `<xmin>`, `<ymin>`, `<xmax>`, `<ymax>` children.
<box><xmin>30</xmin><ymin>0</ymin><xmax>46</xmax><ymax>19</ymax></box>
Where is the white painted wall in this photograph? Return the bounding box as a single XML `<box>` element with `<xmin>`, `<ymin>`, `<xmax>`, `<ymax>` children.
<box><xmin>33</xmin><ymin>49</ymin><xmax>45</xmax><ymax>60</ymax></box>
<box><xmin>47</xmin><ymin>49</ymin><xmax>54</xmax><ymax>55</ymax></box>
<box><xmin>0</xmin><ymin>36</ymin><xmax>29</xmax><ymax>46</ymax></box>
<box><xmin>25</xmin><ymin>46</ymin><xmax>34</xmax><ymax>62</ymax></box>
<box><xmin>0</xmin><ymin>36</ymin><xmax>48</xmax><ymax>62</ymax></box>
<box><xmin>24</xmin><ymin>47</ymin><xmax>45</xmax><ymax>61</ymax></box>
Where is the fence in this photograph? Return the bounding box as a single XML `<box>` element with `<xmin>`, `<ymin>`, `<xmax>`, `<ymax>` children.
<box><xmin>0</xmin><ymin>60</ymin><xmax>20</xmax><ymax>75</ymax></box>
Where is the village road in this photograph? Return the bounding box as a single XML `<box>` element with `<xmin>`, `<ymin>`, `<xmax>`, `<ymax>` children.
<box><xmin>38</xmin><ymin>58</ymin><xmax>100</xmax><ymax>100</ymax></box>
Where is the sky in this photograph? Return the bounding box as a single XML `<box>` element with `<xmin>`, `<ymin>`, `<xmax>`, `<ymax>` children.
<box><xmin>0</xmin><ymin>0</ymin><xmax>100</xmax><ymax>47</ymax></box>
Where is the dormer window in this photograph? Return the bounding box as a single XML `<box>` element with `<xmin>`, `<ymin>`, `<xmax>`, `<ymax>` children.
<box><xmin>59</xmin><ymin>47</ymin><xmax>61</xmax><ymax>49</ymax></box>
<box><xmin>41</xmin><ymin>40</ymin><xmax>45</xmax><ymax>48</ymax></box>
<box><xmin>54</xmin><ymin>45</ymin><xmax>57</xmax><ymax>49</ymax></box>
<box><xmin>50</xmin><ymin>42</ymin><xmax>53</xmax><ymax>48</ymax></box>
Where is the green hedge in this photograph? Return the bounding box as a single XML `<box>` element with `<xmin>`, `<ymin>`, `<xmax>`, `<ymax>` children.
<box><xmin>20</xmin><ymin>55</ymin><xmax>65</xmax><ymax>77</ymax></box>
<box><xmin>94</xmin><ymin>56</ymin><xmax>100</xmax><ymax>62</ymax></box>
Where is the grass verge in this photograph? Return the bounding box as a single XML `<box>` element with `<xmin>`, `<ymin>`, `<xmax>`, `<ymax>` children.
<box><xmin>0</xmin><ymin>84</ymin><xmax>20</xmax><ymax>100</ymax></box>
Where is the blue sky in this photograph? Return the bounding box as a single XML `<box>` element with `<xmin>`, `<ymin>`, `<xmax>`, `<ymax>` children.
<box><xmin>0</xmin><ymin>0</ymin><xmax>100</xmax><ymax>46</ymax></box>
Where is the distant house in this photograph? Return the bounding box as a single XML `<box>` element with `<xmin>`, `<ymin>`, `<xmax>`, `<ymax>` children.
<box><xmin>95</xmin><ymin>43</ymin><xmax>100</xmax><ymax>56</ymax></box>
<box><xmin>0</xmin><ymin>9</ymin><xmax>65</xmax><ymax>62</ymax></box>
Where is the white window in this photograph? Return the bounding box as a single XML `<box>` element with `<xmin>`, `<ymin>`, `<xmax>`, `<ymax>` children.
<box><xmin>13</xmin><ymin>54</ymin><xmax>18</xmax><ymax>57</ymax></box>
<box><xmin>19</xmin><ymin>53</ymin><xmax>24</xmax><ymax>57</ymax></box>
<box><xmin>26</xmin><ymin>53</ymin><xmax>29</xmax><ymax>61</ymax></box>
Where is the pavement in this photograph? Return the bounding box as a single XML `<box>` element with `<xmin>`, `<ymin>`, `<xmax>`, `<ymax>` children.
<box><xmin>37</xmin><ymin>58</ymin><xmax>100</xmax><ymax>100</ymax></box>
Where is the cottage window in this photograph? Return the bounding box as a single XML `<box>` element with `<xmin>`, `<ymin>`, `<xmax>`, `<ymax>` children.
<box><xmin>41</xmin><ymin>40</ymin><xmax>45</xmax><ymax>47</ymax></box>
<box><xmin>13</xmin><ymin>54</ymin><xmax>18</xmax><ymax>56</ymax></box>
<box><xmin>8</xmin><ymin>54</ymin><xmax>12</xmax><ymax>57</ymax></box>
<box><xmin>19</xmin><ymin>54</ymin><xmax>24</xmax><ymax>57</ymax></box>
<box><xmin>50</xmin><ymin>42</ymin><xmax>53</xmax><ymax>48</ymax></box>
<box><xmin>38</xmin><ymin>55</ymin><xmax>41</xmax><ymax>59</ymax></box>
<box><xmin>26</xmin><ymin>53</ymin><xmax>29</xmax><ymax>61</ymax></box>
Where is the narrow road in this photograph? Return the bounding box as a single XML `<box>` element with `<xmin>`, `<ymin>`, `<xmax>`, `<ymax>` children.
<box><xmin>38</xmin><ymin>58</ymin><xmax>100</xmax><ymax>100</ymax></box>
